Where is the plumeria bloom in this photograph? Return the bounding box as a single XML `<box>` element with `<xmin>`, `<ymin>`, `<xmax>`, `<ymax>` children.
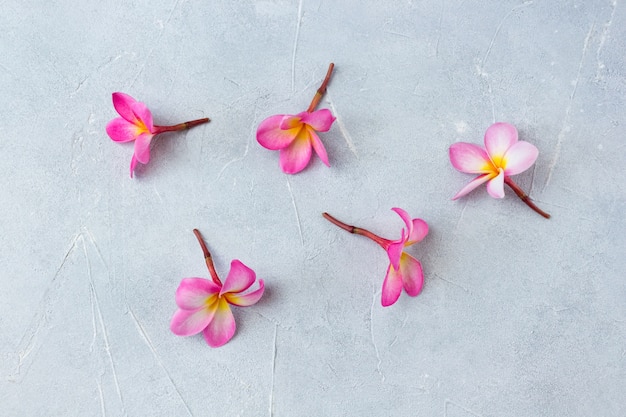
<box><xmin>449</xmin><ymin>122</ymin><xmax>550</xmax><ymax>218</ymax></box>
<box><xmin>106</xmin><ymin>92</ymin><xmax>209</xmax><ymax>177</ymax></box>
<box><xmin>257</xmin><ymin>63</ymin><xmax>336</xmax><ymax>174</ymax></box>
<box><xmin>170</xmin><ymin>229</ymin><xmax>265</xmax><ymax>347</ymax></box>
<box><xmin>323</xmin><ymin>208</ymin><xmax>429</xmax><ymax>307</ymax></box>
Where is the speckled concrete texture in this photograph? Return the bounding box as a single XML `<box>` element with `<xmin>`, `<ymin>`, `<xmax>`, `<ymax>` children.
<box><xmin>1</xmin><ymin>1</ymin><xmax>625</xmax><ymax>416</ymax></box>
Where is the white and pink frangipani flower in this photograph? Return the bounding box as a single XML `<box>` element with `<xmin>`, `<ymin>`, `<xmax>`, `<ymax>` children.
<box><xmin>323</xmin><ymin>208</ymin><xmax>429</xmax><ymax>307</ymax></box>
<box><xmin>170</xmin><ymin>229</ymin><xmax>264</xmax><ymax>348</ymax></box>
<box><xmin>106</xmin><ymin>92</ymin><xmax>210</xmax><ymax>178</ymax></box>
<box><xmin>449</xmin><ymin>122</ymin><xmax>550</xmax><ymax>218</ymax></box>
<box><xmin>257</xmin><ymin>63</ymin><xmax>336</xmax><ymax>174</ymax></box>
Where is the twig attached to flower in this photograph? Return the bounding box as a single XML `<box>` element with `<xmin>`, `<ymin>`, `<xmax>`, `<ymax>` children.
<box><xmin>449</xmin><ymin>122</ymin><xmax>550</xmax><ymax>218</ymax></box>
<box><xmin>170</xmin><ymin>229</ymin><xmax>264</xmax><ymax>347</ymax></box>
<box><xmin>256</xmin><ymin>63</ymin><xmax>337</xmax><ymax>174</ymax></box>
<box><xmin>106</xmin><ymin>92</ymin><xmax>210</xmax><ymax>177</ymax></box>
<box><xmin>323</xmin><ymin>208</ymin><xmax>429</xmax><ymax>307</ymax></box>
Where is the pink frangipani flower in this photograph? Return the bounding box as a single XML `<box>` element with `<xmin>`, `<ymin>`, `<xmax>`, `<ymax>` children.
<box><xmin>170</xmin><ymin>229</ymin><xmax>264</xmax><ymax>347</ymax></box>
<box><xmin>106</xmin><ymin>92</ymin><xmax>210</xmax><ymax>177</ymax></box>
<box><xmin>257</xmin><ymin>63</ymin><xmax>336</xmax><ymax>174</ymax></box>
<box><xmin>323</xmin><ymin>208</ymin><xmax>429</xmax><ymax>307</ymax></box>
<box><xmin>449</xmin><ymin>122</ymin><xmax>550</xmax><ymax>218</ymax></box>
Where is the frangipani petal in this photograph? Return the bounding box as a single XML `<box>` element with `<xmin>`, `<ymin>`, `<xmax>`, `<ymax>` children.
<box><xmin>220</xmin><ymin>260</ymin><xmax>256</xmax><ymax>295</ymax></box>
<box><xmin>386</xmin><ymin>237</ymin><xmax>405</xmax><ymax>271</ymax></box>
<box><xmin>299</xmin><ymin>109</ymin><xmax>335</xmax><ymax>132</ymax></box>
<box><xmin>407</xmin><ymin>219</ymin><xmax>428</xmax><ymax>245</ymax></box>
<box><xmin>106</xmin><ymin>118</ymin><xmax>141</xmax><ymax>142</ymax></box>
<box><xmin>484</xmin><ymin>122</ymin><xmax>518</xmax><ymax>166</ymax></box>
<box><xmin>486</xmin><ymin>169</ymin><xmax>505</xmax><ymax>198</ymax></box>
<box><xmin>225</xmin><ymin>279</ymin><xmax>265</xmax><ymax>307</ymax></box>
<box><xmin>279</xmin><ymin>115</ymin><xmax>303</xmax><ymax>130</ymax></box>
<box><xmin>381</xmin><ymin>264</ymin><xmax>403</xmax><ymax>307</ymax></box>
<box><xmin>279</xmin><ymin>130</ymin><xmax>312</xmax><ymax>174</ymax></box>
<box><xmin>134</xmin><ymin>133</ymin><xmax>153</xmax><ymax>164</ymax></box>
<box><xmin>130</xmin><ymin>154</ymin><xmax>138</xmax><ymax>178</ymax></box>
<box><xmin>308</xmin><ymin>127</ymin><xmax>330</xmax><ymax>167</ymax></box>
<box><xmin>452</xmin><ymin>173</ymin><xmax>492</xmax><ymax>200</ymax></box>
<box><xmin>449</xmin><ymin>142</ymin><xmax>492</xmax><ymax>173</ymax></box>
<box><xmin>112</xmin><ymin>92</ymin><xmax>138</xmax><ymax>123</ymax></box>
<box><xmin>175</xmin><ymin>278</ymin><xmax>220</xmax><ymax>310</ymax></box>
<box><xmin>503</xmin><ymin>141</ymin><xmax>538</xmax><ymax>175</ymax></box>
<box><xmin>130</xmin><ymin>101</ymin><xmax>154</xmax><ymax>133</ymax></box>
<box><xmin>170</xmin><ymin>303</ymin><xmax>217</xmax><ymax>337</ymax></box>
<box><xmin>203</xmin><ymin>298</ymin><xmax>236</xmax><ymax>347</ymax></box>
<box><xmin>391</xmin><ymin>207</ymin><xmax>413</xmax><ymax>238</ymax></box>
<box><xmin>257</xmin><ymin>115</ymin><xmax>300</xmax><ymax>150</ymax></box>
<box><xmin>399</xmin><ymin>253</ymin><xmax>424</xmax><ymax>297</ymax></box>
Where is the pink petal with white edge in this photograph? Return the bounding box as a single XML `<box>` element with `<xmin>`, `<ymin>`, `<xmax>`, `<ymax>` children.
<box><xmin>133</xmin><ymin>133</ymin><xmax>153</xmax><ymax>164</ymax></box>
<box><xmin>407</xmin><ymin>219</ymin><xmax>428</xmax><ymax>245</ymax></box>
<box><xmin>175</xmin><ymin>278</ymin><xmax>220</xmax><ymax>310</ymax></box>
<box><xmin>112</xmin><ymin>92</ymin><xmax>139</xmax><ymax>123</ymax></box>
<box><xmin>484</xmin><ymin>123</ymin><xmax>518</xmax><ymax>165</ymax></box>
<box><xmin>170</xmin><ymin>304</ymin><xmax>216</xmax><ymax>336</ymax></box>
<box><xmin>203</xmin><ymin>298</ymin><xmax>236</xmax><ymax>347</ymax></box>
<box><xmin>106</xmin><ymin>118</ymin><xmax>140</xmax><ymax>142</ymax></box>
<box><xmin>130</xmin><ymin>101</ymin><xmax>154</xmax><ymax>133</ymax></box>
<box><xmin>399</xmin><ymin>253</ymin><xmax>424</xmax><ymax>297</ymax></box>
<box><xmin>257</xmin><ymin>115</ymin><xmax>299</xmax><ymax>150</ymax></box>
<box><xmin>449</xmin><ymin>142</ymin><xmax>492</xmax><ymax>173</ymax></box>
<box><xmin>308</xmin><ymin>127</ymin><xmax>330</xmax><ymax>167</ymax></box>
<box><xmin>381</xmin><ymin>264</ymin><xmax>403</xmax><ymax>307</ymax></box>
<box><xmin>486</xmin><ymin>169</ymin><xmax>505</xmax><ymax>198</ymax></box>
<box><xmin>279</xmin><ymin>131</ymin><xmax>313</xmax><ymax>174</ymax></box>
<box><xmin>220</xmin><ymin>260</ymin><xmax>256</xmax><ymax>295</ymax></box>
<box><xmin>452</xmin><ymin>173</ymin><xmax>492</xmax><ymax>200</ymax></box>
<box><xmin>299</xmin><ymin>109</ymin><xmax>335</xmax><ymax>132</ymax></box>
<box><xmin>225</xmin><ymin>279</ymin><xmax>265</xmax><ymax>307</ymax></box>
<box><xmin>503</xmin><ymin>141</ymin><xmax>538</xmax><ymax>175</ymax></box>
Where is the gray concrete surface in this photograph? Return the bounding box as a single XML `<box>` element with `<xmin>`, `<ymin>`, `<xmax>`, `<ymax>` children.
<box><xmin>1</xmin><ymin>0</ymin><xmax>625</xmax><ymax>416</ymax></box>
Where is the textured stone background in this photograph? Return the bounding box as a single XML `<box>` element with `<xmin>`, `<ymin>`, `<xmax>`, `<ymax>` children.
<box><xmin>1</xmin><ymin>0</ymin><xmax>625</xmax><ymax>416</ymax></box>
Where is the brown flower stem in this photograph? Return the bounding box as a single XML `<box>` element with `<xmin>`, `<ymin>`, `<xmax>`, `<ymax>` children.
<box><xmin>154</xmin><ymin>117</ymin><xmax>210</xmax><ymax>133</ymax></box>
<box><xmin>504</xmin><ymin>177</ymin><xmax>551</xmax><ymax>219</ymax></box>
<box><xmin>306</xmin><ymin>63</ymin><xmax>335</xmax><ymax>113</ymax></box>
<box><xmin>193</xmin><ymin>229</ymin><xmax>222</xmax><ymax>285</ymax></box>
<box><xmin>322</xmin><ymin>212</ymin><xmax>388</xmax><ymax>247</ymax></box>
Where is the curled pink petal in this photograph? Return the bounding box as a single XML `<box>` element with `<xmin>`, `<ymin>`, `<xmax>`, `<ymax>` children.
<box><xmin>381</xmin><ymin>264</ymin><xmax>403</xmax><ymax>307</ymax></box>
<box><xmin>503</xmin><ymin>141</ymin><xmax>538</xmax><ymax>175</ymax></box>
<box><xmin>452</xmin><ymin>173</ymin><xmax>492</xmax><ymax>200</ymax></box>
<box><xmin>225</xmin><ymin>279</ymin><xmax>265</xmax><ymax>307</ymax></box>
<box><xmin>299</xmin><ymin>109</ymin><xmax>335</xmax><ymax>132</ymax></box>
<box><xmin>279</xmin><ymin>131</ymin><xmax>313</xmax><ymax>174</ymax></box>
<box><xmin>133</xmin><ymin>133</ymin><xmax>153</xmax><ymax>164</ymax></box>
<box><xmin>386</xmin><ymin>236</ymin><xmax>405</xmax><ymax>271</ymax></box>
<box><xmin>257</xmin><ymin>115</ymin><xmax>299</xmax><ymax>150</ymax></box>
<box><xmin>203</xmin><ymin>298</ymin><xmax>236</xmax><ymax>347</ymax></box>
<box><xmin>220</xmin><ymin>260</ymin><xmax>256</xmax><ymax>295</ymax></box>
<box><xmin>449</xmin><ymin>142</ymin><xmax>492</xmax><ymax>174</ymax></box>
<box><xmin>112</xmin><ymin>92</ymin><xmax>138</xmax><ymax>123</ymax></box>
<box><xmin>407</xmin><ymin>219</ymin><xmax>428</xmax><ymax>245</ymax></box>
<box><xmin>106</xmin><ymin>118</ymin><xmax>140</xmax><ymax>142</ymax></box>
<box><xmin>391</xmin><ymin>207</ymin><xmax>413</xmax><ymax>238</ymax></box>
<box><xmin>484</xmin><ymin>122</ymin><xmax>518</xmax><ymax>164</ymax></box>
<box><xmin>308</xmin><ymin>127</ymin><xmax>330</xmax><ymax>167</ymax></box>
<box><xmin>486</xmin><ymin>169</ymin><xmax>505</xmax><ymax>198</ymax></box>
<box><xmin>175</xmin><ymin>278</ymin><xmax>220</xmax><ymax>310</ymax></box>
<box><xmin>129</xmin><ymin>154</ymin><xmax>138</xmax><ymax>178</ymax></box>
<box><xmin>399</xmin><ymin>253</ymin><xmax>424</xmax><ymax>297</ymax></box>
<box><xmin>170</xmin><ymin>304</ymin><xmax>217</xmax><ymax>336</ymax></box>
